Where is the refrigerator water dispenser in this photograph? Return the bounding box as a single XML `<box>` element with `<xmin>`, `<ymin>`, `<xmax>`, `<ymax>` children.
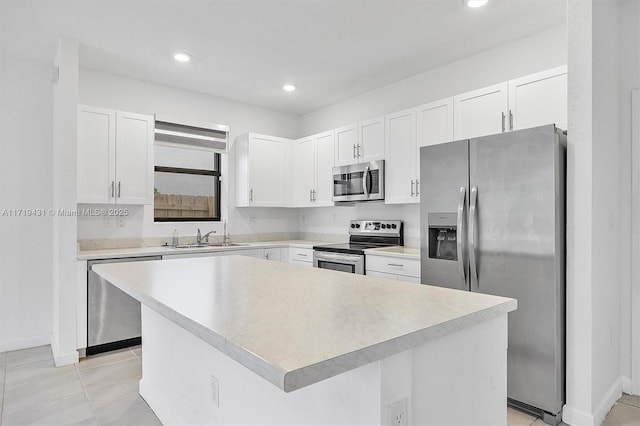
<box><xmin>427</xmin><ymin>212</ymin><xmax>458</xmax><ymax>261</ymax></box>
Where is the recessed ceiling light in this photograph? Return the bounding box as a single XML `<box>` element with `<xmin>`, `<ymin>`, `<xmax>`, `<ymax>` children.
<box><xmin>173</xmin><ymin>52</ymin><xmax>192</xmax><ymax>63</ymax></box>
<box><xmin>283</xmin><ymin>84</ymin><xmax>296</xmax><ymax>92</ymax></box>
<box><xmin>465</xmin><ymin>0</ymin><xmax>488</xmax><ymax>8</ymax></box>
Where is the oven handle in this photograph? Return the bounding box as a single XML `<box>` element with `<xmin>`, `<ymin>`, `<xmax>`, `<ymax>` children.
<box><xmin>313</xmin><ymin>251</ymin><xmax>363</xmax><ymax>264</ymax></box>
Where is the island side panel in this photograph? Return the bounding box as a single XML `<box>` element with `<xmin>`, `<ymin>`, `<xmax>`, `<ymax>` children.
<box><xmin>139</xmin><ymin>306</ymin><xmax>382</xmax><ymax>425</ymax></box>
<box><xmin>411</xmin><ymin>314</ymin><xmax>508</xmax><ymax>426</ymax></box>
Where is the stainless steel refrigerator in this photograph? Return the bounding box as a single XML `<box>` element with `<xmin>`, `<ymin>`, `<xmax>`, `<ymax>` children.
<box><xmin>420</xmin><ymin>124</ymin><xmax>566</xmax><ymax>425</ymax></box>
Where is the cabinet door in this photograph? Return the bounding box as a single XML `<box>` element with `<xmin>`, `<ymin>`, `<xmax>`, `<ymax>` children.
<box><xmin>248</xmin><ymin>135</ymin><xmax>286</xmax><ymax>207</ymax></box>
<box><xmin>417</xmin><ymin>98</ymin><xmax>454</xmax><ymax>148</ymax></box>
<box><xmin>508</xmin><ymin>66</ymin><xmax>567</xmax><ymax>131</ymax></box>
<box><xmin>77</xmin><ymin>106</ymin><xmax>115</xmax><ymax>204</ymax></box>
<box><xmin>358</xmin><ymin>116</ymin><xmax>385</xmax><ymax>162</ymax></box>
<box><xmin>263</xmin><ymin>248</ymin><xmax>282</xmax><ymax>262</ymax></box>
<box><xmin>294</xmin><ymin>137</ymin><xmax>315</xmax><ymax>207</ymax></box>
<box><xmin>314</xmin><ymin>131</ymin><xmax>335</xmax><ymax>206</ymax></box>
<box><xmin>454</xmin><ymin>82</ymin><xmax>508</xmax><ymax>140</ymax></box>
<box><xmin>334</xmin><ymin>124</ymin><xmax>358</xmax><ymax>166</ymax></box>
<box><xmin>384</xmin><ymin>108</ymin><xmax>417</xmax><ymax>205</ymax></box>
<box><xmin>115</xmin><ymin>111</ymin><xmax>154</xmax><ymax>205</ymax></box>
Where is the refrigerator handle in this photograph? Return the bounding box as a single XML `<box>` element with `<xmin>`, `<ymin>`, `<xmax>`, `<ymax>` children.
<box><xmin>469</xmin><ymin>186</ymin><xmax>479</xmax><ymax>288</ymax></box>
<box><xmin>457</xmin><ymin>186</ymin><xmax>467</xmax><ymax>287</ymax></box>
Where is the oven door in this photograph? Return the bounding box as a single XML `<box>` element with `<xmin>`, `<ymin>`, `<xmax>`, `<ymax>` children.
<box><xmin>313</xmin><ymin>251</ymin><xmax>365</xmax><ymax>274</ymax></box>
<box><xmin>333</xmin><ymin>161</ymin><xmax>384</xmax><ymax>202</ymax></box>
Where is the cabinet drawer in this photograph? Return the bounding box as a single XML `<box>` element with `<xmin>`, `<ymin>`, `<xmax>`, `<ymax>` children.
<box><xmin>366</xmin><ymin>255</ymin><xmax>420</xmax><ymax>277</ymax></box>
<box><xmin>289</xmin><ymin>247</ymin><xmax>313</xmax><ymax>263</ymax></box>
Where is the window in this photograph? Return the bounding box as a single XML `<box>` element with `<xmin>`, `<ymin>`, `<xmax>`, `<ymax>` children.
<box><xmin>153</xmin><ymin>120</ymin><xmax>228</xmax><ymax>222</ymax></box>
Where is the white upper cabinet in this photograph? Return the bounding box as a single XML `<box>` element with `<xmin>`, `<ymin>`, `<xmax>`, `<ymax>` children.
<box><xmin>314</xmin><ymin>131</ymin><xmax>335</xmax><ymax>206</ymax></box>
<box><xmin>334</xmin><ymin>124</ymin><xmax>358</xmax><ymax>166</ymax></box>
<box><xmin>384</xmin><ymin>108</ymin><xmax>417</xmax><ymax>204</ymax></box>
<box><xmin>293</xmin><ymin>131</ymin><xmax>335</xmax><ymax>207</ymax></box>
<box><xmin>416</xmin><ymin>97</ymin><xmax>454</xmax><ymax>148</ymax></box>
<box><xmin>114</xmin><ymin>111</ymin><xmax>154</xmax><ymax>204</ymax></box>
<box><xmin>358</xmin><ymin>116</ymin><xmax>385</xmax><ymax>162</ymax></box>
<box><xmin>454</xmin><ymin>82</ymin><xmax>509</xmax><ymax>140</ymax></box>
<box><xmin>235</xmin><ymin>133</ymin><xmax>291</xmax><ymax>207</ymax></box>
<box><xmin>334</xmin><ymin>117</ymin><xmax>384</xmax><ymax>166</ymax></box>
<box><xmin>384</xmin><ymin>98</ymin><xmax>454</xmax><ymax>205</ymax></box>
<box><xmin>508</xmin><ymin>65</ymin><xmax>567</xmax><ymax>131</ymax></box>
<box><xmin>454</xmin><ymin>66</ymin><xmax>568</xmax><ymax>141</ymax></box>
<box><xmin>293</xmin><ymin>136</ymin><xmax>316</xmax><ymax>207</ymax></box>
<box><xmin>77</xmin><ymin>105</ymin><xmax>153</xmax><ymax>205</ymax></box>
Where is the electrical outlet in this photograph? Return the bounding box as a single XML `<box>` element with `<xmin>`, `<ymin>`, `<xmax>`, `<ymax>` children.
<box><xmin>210</xmin><ymin>374</ymin><xmax>219</xmax><ymax>407</ymax></box>
<box><xmin>249</xmin><ymin>215</ymin><xmax>257</xmax><ymax>223</ymax></box>
<box><xmin>388</xmin><ymin>398</ymin><xmax>407</xmax><ymax>426</ymax></box>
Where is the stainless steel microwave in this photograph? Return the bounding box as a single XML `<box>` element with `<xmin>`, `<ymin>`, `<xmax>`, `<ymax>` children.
<box><xmin>332</xmin><ymin>160</ymin><xmax>385</xmax><ymax>202</ymax></box>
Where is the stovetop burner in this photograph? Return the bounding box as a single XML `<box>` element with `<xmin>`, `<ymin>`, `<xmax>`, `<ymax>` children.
<box><xmin>313</xmin><ymin>220</ymin><xmax>404</xmax><ymax>255</ymax></box>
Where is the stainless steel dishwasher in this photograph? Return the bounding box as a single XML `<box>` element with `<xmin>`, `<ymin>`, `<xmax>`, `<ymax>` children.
<box><xmin>87</xmin><ymin>256</ymin><xmax>161</xmax><ymax>355</ymax></box>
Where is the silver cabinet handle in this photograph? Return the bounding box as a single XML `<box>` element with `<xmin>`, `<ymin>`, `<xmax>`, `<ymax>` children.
<box><xmin>265</xmin><ymin>253</ymin><xmax>269</xmax><ymax>260</ymax></box>
<box><xmin>353</xmin><ymin>144</ymin><xmax>357</xmax><ymax>158</ymax></box>
<box><xmin>457</xmin><ymin>186</ymin><xmax>467</xmax><ymax>288</ymax></box>
<box><xmin>297</xmin><ymin>253</ymin><xmax>307</xmax><ymax>257</ymax></box>
<box><xmin>363</xmin><ymin>165</ymin><xmax>370</xmax><ymax>198</ymax></box>
<box><xmin>310</xmin><ymin>189</ymin><xmax>313</xmax><ymax>202</ymax></box>
<box><xmin>509</xmin><ymin>110</ymin><xmax>514</xmax><ymax>131</ymax></box>
<box><xmin>469</xmin><ymin>186</ymin><xmax>478</xmax><ymax>289</ymax></box>
<box><xmin>388</xmin><ymin>263</ymin><xmax>404</xmax><ymax>267</ymax></box>
<box><xmin>501</xmin><ymin>112</ymin><xmax>506</xmax><ymax>132</ymax></box>
<box><xmin>416</xmin><ymin>180</ymin><xmax>420</xmax><ymax>196</ymax></box>
<box><xmin>312</xmin><ymin>189</ymin><xmax>316</xmax><ymax>202</ymax></box>
<box><xmin>357</xmin><ymin>144</ymin><xmax>361</xmax><ymax>157</ymax></box>
<box><xmin>411</xmin><ymin>180</ymin><xmax>415</xmax><ymax>197</ymax></box>
<box><xmin>110</xmin><ymin>181</ymin><xmax>115</xmax><ymax>198</ymax></box>
<box><xmin>117</xmin><ymin>181</ymin><xmax>121</xmax><ymax>198</ymax></box>
<box><xmin>249</xmin><ymin>188</ymin><xmax>253</xmax><ymax>202</ymax></box>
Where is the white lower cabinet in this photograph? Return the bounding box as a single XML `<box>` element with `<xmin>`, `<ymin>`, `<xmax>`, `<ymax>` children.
<box><xmin>366</xmin><ymin>254</ymin><xmax>420</xmax><ymax>284</ymax></box>
<box><xmin>289</xmin><ymin>247</ymin><xmax>313</xmax><ymax>266</ymax></box>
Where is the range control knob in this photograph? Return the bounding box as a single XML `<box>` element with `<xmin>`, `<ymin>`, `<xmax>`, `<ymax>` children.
<box><xmin>356</xmin><ymin>223</ymin><xmax>361</xmax><ymax>228</ymax></box>
<box><xmin>381</xmin><ymin>224</ymin><xmax>386</xmax><ymax>229</ymax></box>
<box><xmin>351</xmin><ymin>223</ymin><xmax>356</xmax><ymax>228</ymax></box>
<box><xmin>391</xmin><ymin>224</ymin><xmax>397</xmax><ymax>229</ymax></box>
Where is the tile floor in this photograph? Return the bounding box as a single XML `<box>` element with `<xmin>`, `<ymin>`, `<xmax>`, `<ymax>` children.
<box><xmin>0</xmin><ymin>345</ymin><xmax>159</xmax><ymax>425</ymax></box>
<box><xmin>0</xmin><ymin>345</ymin><xmax>639</xmax><ymax>425</ymax></box>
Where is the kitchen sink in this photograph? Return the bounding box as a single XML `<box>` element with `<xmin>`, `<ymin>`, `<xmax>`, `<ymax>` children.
<box><xmin>173</xmin><ymin>243</ymin><xmax>248</xmax><ymax>249</ymax></box>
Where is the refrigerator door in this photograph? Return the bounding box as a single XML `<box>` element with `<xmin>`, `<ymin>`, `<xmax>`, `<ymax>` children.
<box><xmin>420</xmin><ymin>140</ymin><xmax>469</xmax><ymax>290</ymax></box>
<box><xmin>469</xmin><ymin>124</ymin><xmax>565</xmax><ymax>415</ymax></box>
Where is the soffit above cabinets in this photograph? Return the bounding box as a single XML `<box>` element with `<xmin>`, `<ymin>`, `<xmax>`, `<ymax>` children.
<box><xmin>1</xmin><ymin>0</ymin><xmax>565</xmax><ymax>115</ymax></box>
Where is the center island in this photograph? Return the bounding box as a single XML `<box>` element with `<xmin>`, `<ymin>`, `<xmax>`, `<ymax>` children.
<box><xmin>93</xmin><ymin>255</ymin><xmax>516</xmax><ymax>426</ymax></box>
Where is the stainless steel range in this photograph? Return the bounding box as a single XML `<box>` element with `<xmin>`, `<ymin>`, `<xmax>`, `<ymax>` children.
<box><xmin>313</xmin><ymin>220</ymin><xmax>403</xmax><ymax>274</ymax></box>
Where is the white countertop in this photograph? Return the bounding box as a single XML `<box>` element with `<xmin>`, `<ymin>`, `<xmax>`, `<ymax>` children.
<box><xmin>77</xmin><ymin>240</ymin><xmax>329</xmax><ymax>260</ymax></box>
<box><xmin>93</xmin><ymin>256</ymin><xmax>516</xmax><ymax>392</ymax></box>
<box><xmin>364</xmin><ymin>246</ymin><xmax>420</xmax><ymax>259</ymax></box>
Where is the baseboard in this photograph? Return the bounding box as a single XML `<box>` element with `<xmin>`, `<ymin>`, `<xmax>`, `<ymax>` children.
<box><xmin>0</xmin><ymin>334</ymin><xmax>51</xmax><ymax>353</ymax></box>
<box><xmin>622</xmin><ymin>376</ymin><xmax>633</xmax><ymax>394</ymax></box>
<box><xmin>139</xmin><ymin>378</ymin><xmax>180</xmax><ymax>425</ymax></box>
<box><xmin>564</xmin><ymin>376</ymin><xmax>623</xmax><ymax>426</ymax></box>
<box><xmin>51</xmin><ymin>337</ymin><xmax>79</xmax><ymax>367</ymax></box>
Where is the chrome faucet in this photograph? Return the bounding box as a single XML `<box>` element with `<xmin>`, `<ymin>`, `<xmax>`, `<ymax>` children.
<box><xmin>197</xmin><ymin>228</ymin><xmax>216</xmax><ymax>245</ymax></box>
<box><xmin>223</xmin><ymin>220</ymin><xmax>230</xmax><ymax>245</ymax></box>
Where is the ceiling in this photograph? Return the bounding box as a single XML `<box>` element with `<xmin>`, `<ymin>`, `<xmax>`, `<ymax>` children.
<box><xmin>0</xmin><ymin>0</ymin><xmax>566</xmax><ymax>115</ymax></box>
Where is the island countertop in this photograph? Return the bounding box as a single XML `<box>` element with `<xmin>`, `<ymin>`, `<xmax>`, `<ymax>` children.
<box><xmin>93</xmin><ymin>255</ymin><xmax>516</xmax><ymax>393</ymax></box>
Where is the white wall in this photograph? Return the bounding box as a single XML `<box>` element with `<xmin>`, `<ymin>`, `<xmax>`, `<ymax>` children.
<box><xmin>297</xmin><ymin>25</ymin><xmax>567</xmax><ymax>245</ymax></box>
<box><xmin>51</xmin><ymin>38</ymin><xmax>79</xmax><ymax>366</ymax></box>
<box><xmin>77</xmin><ymin>68</ymin><xmax>301</xmax><ymax>242</ymax></box>
<box><xmin>617</xmin><ymin>0</ymin><xmax>640</xmax><ymax>394</ymax></box>
<box><xmin>0</xmin><ymin>53</ymin><xmax>54</xmax><ymax>352</ymax></box>
<box><xmin>563</xmin><ymin>0</ymin><xmax>638</xmax><ymax>424</ymax></box>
